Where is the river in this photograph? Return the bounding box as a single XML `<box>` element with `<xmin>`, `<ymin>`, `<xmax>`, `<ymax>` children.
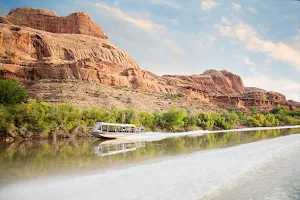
<box><xmin>0</xmin><ymin>127</ymin><xmax>300</xmax><ymax>200</ymax></box>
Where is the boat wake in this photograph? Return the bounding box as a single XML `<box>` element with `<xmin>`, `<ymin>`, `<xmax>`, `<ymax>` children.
<box><xmin>1</xmin><ymin>134</ymin><xmax>300</xmax><ymax>200</ymax></box>
<box><xmin>123</xmin><ymin>125</ymin><xmax>300</xmax><ymax>142</ymax></box>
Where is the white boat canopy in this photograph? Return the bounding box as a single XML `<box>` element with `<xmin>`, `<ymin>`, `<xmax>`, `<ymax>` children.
<box><xmin>95</xmin><ymin>122</ymin><xmax>136</xmax><ymax>127</ymax></box>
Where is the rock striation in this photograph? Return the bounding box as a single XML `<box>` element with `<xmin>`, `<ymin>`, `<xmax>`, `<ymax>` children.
<box><xmin>0</xmin><ymin>8</ymin><xmax>171</xmax><ymax>93</ymax></box>
<box><xmin>6</xmin><ymin>7</ymin><xmax>108</xmax><ymax>39</ymax></box>
<box><xmin>0</xmin><ymin>7</ymin><xmax>299</xmax><ymax>111</ymax></box>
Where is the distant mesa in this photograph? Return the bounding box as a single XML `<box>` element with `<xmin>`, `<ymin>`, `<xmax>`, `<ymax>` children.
<box><xmin>0</xmin><ymin>7</ymin><xmax>299</xmax><ymax>112</ymax></box>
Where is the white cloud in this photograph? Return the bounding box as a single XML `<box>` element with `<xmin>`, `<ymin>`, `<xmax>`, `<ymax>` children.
<box><xmin>265</xmin><ymin>59</ymin><xmax>272</xmax><ymax>64</ymax></box>
<box><xmin>95</xmin><ymin>3</ymin><xmax>162</xmax><ymax>31</ymax></box>
<box><xmin>221</xmin><ymin>17</ymin><xmax>230</xmax><ymax>25</ymax></box>
<box><xmin>150</xmin><ymin>0</ymin><xmax>181</xmax><ymax>9</ymax></box>
<box><xmin>171</xmin><ymin>18</ymin><xmax>180</xmax><ymax>25</ymax></box>
<box><xmin>214</xmin><ymin>22</ymin><xmax>300</xmax><ymax>72</ymax></box>
<box><xmin>244</xmin><ymin>56</ymin><xmax>256</xmax><ymax>66</ymax></box>
<box><xmin>294</xmin><ymin>30</ymin><xmax>300</xmax><ymax>50</ymax></box>
<box><xmin>281</xmin><ymin>14</ymin><xmax>298</xmax><ymax>20</ymax></box>
<box><xmin>244</xmin><ymin>75</ymin><xmax>300</xmax><ymax>101</ymax></box>
<box><xmin>201</xmin><ymin>0</ymin><xmax>219</xmax><ymax>11</ymax></box>
<box><xmin>114</xmin><ymin>1</ymin><xmax>119</xmax><ymax>5</ymax></box>
<box><xmin>207</xmin><ymin>35</ymin><xmax>216</xmax><ymax>43</ymax></box>
<box><xmin>249</xmin><ymin>67</ymin><xmax>255</xmax><ymax>73</ymax></box>
<box><xmin>232</xmin><ymin>2</ymin><xmax>241</xmax><ymax>11</ymax></box>
<box><xmin>95</xmin><ymin>2</ymin><xmax>184</xmax><ymax>58</ymax></box>
<box><xmin>163</xmin><ymin>38</ymin><xmax>184</xmax><ymax>54</ymax></box>
<box><xmin>214</xmin><ymin>24</ymin><xmax>232</xmax><ymax>36</ymax></box>
<box><xmin>248</xmin><ymin>7</ymin><xmax>257</xmax><ymax>14</ymax></box>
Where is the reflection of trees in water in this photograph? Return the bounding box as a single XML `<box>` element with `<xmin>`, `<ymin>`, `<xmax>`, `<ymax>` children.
<box><xmin>0</xmin><ymin>128</ymin><xmax>300</xmax><ymax>183</ymax></box>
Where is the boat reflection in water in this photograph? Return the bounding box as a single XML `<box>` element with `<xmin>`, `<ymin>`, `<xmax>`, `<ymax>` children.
<box><xmin>93</xmin><ymin>139</ymin><xmax>146</xmax><ymax>157</ymax></box>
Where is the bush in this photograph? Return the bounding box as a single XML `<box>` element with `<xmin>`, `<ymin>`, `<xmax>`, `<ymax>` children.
<box><xmin>152</xmin><ymin>112</ymin><xmax>165</xmax><ymax>131</ymax></box>
<box><xmin>183</xmin><ymin>115</ymin><xmax>197</xmax><ymax>130</ymax></box>
<box><xmin>214</xmin><ymin>114</ymin><xmax>233</xmax><ymax>130</ymax></box>
<box><xmin>81</xmin><ymin>108</ymin><xmax>111</xmax><ymax>126</ymax></box>
<box><xmin>270</xmin><ymin>106</ymin><xmax>288</xmax><ymax>115</ymax></box>
<box><xmin>161</xmin><ymin>107</ymin><xmax>186</xmax><ymax>131</ymax></box>
<box><xmin>250</xmin><ymin>107</ymin><xmax>257</xmax><ymax>114</ymax></box>
<box><xmin>221</xmin><ymin>111</ymin><xmax>239</xmax><ymax>125</ymax></box>
<box><xmin>287</xmin><ymin>110</ymin><xmax>300</xmax><ymax>117</ymax></box>
<box><xmin>1</xmin><ymin>98</ymin><xmax>300</xmax><ymax>139</ymax></box>
<box><xmin>0</xmin><ymin>79</ymin><xmax>27</xmax><ymax>105</ymax></box>
<box><xmin>265</xmin><ymin>114</ymin><xmax>279</xmax><ymax>126</ymax></box>
<box><xmin>0</xmin><ymin>105</ymin><xmax>9</xmax><ymax>133</ymax></box>
<box><xmin>138</xmin><ymin>112</ymin><xmax>154</xmax><ymax>130</ymax></box>
<box><xmin>196</xmin><ymin>113</ymin><xmax>215</xmax><ymax>130</ymax></box>
<box><xmin>55</xmin><ymin>103</ymin><xmax>82</xmax><ymax>132</ymax></box>
<box><xmin>245</xmin><ymin>116</ymin><xmax>261</xmax><ymax>127</ymax></box>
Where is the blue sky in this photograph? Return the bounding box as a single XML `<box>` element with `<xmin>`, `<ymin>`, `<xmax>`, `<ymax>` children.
<box><xmin>1</xmin><ymin>0</ymin><xmax>300</xmax><ymax>101</ymax></box>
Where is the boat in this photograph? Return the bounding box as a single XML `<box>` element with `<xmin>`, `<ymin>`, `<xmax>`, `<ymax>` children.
<box><xmin>93</xmin><ymin>139</ymin><xmax>146</xmax><ymax>157</ymax></box>
<box><xmin>90</xmin><ymin>122</ymin><xmax>145</xmax><ymax>139</ymax></box>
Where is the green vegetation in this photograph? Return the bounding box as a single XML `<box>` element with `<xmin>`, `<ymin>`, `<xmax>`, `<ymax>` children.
<box><xmin>243</xmin><ymin>107</ymin><xmax>300</xmax><ymax>127</ymax></box>
<box><xmin>0</xmin><ymin>97</ymin><xmax>300</xmax><ymax>139</ymax></box>
<box><xmin>0</xmin><ymin>79</ymin><xmax>297</xmax><ymax>140</ymax></box>
<box><xmin>0</xmin><ymin>80</ymin><xmax>27</xmax><ymax>106</ymax></box>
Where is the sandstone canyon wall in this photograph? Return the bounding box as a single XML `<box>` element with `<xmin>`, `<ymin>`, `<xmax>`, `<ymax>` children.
<box><xmin>0</xmin><ymin>7</ymin><xmax>299</xmax><ymax>111</ymax></box>
<box><xmin>6</xmin><ymin>7</ymin><xmax>108</xmax><ymax>39</ymax></box>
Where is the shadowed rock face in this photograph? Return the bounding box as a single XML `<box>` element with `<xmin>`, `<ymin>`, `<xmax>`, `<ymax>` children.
<box><xmin>0</xmin><ymin>7</ymin><xmax>299</xmax><ymax>111</ymax></box>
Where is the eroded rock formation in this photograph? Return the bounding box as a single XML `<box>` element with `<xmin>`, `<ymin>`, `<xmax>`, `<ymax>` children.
<box><xmin>0</xmin><ymin>7</ymin><xmax>299</xmax><ymax>111</ymax></box>
<box><xmin>6</xmin><ymin>7</ymin><xmax>108</xmax><ymax>39</ymax></box>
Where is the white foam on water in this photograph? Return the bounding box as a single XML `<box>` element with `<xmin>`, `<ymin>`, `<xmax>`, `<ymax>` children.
<box><xmin>210</xmin><ymin>135</ymin><xmax>300</xmax><ymax>200</ymax></box>
<box><xmin>1</xmin><ymin>134</ymin><xmax>300</xmax><ymax>200</ymax></box>
<box><xmin>123</xmin><ymin>125</ymin><xmax>300</xmax><ymax>142</ymax></box>
<box><xmin>123</xmin><ymin>131</ymin><xmax>208</xmax><ymax>141</ymax></box>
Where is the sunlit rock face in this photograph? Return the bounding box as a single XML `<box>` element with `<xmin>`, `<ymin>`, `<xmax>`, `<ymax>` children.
<box><xmin>0</xmin><ymin>8</ymin><xmax>167</xmax><ymax>92</ymax></box>
<box><xmin>6</xmin><ymin>7</ymin><xmax>108</xmax><ymax>39</ymax></box>
<box><xmin>0</xmin><ymin>7</ymin><xmax>299</xmax><ymax>111</ymax></box>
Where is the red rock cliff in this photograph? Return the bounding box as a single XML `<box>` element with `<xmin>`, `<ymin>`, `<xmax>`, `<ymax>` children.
<box><xmin>6</xmin><ymin>7</ymin><xmax>108</xmax><ymax>39</ymax></box>
<box><xmin>0</xmin><ymin>7</ymin><xmax>299</xmax><ymax>111</ymax></box>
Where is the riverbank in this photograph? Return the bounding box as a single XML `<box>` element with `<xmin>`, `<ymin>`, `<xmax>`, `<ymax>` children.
<box><xmin>1</xmin><ymin>100</ymin><xmax>300</xmax><ymax>141</ymax></box>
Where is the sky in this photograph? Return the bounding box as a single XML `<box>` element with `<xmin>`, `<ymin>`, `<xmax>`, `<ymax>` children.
<box><xmin>1</xmin><ymin>0</ymin><xmax>300</xmax><ymax>101</ymax></box>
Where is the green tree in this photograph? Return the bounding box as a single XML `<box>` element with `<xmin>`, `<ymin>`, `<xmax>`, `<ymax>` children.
<box><xmin>213</xmin><ymin>114</ymin><xmax>233</xmax><ymax>130</ymax></box>
<box><xmin>0</xmin><ymin>105</ymin><xmax>9</xmax><ymax>134</ymax></box>
<box><xmin>196</xmin><ymin>113</ymin><xmax>215</xmax><ymax>130</ymax></box>
<box><xmin>153</xmin><ymin>112</ymin><xmax>165</xmax><ymax>131</ymax></box>
<box><xmin>183</xmin><ymin>115</ymin><xmax>197</xmax><ymax>130</ymax></box>
<box><xmin>138</xmin><ymin>112</ymin><xmax>154</xmax><ymax>129</ymax></box>
<box><xmin>0</xmin><ymin>79</ymin><xmax>27</xmax><ymax>105</ymax></box>
<box><xmin>245</xmin><ymin>116</ymin><xmax>261</xmax><ymax>127</ymax></box>
<box><xmin>250</xmin><ymin>107</ymin><xmax>257</xmax><ymax>114</ymax></box>
<box><xmin>270</xmin><ymin>106</ymin><xmax>288</xmax><ymax>115</ymax></box>
<box><xmin>55</xmin><ymin>103</ymin><xmax>82</xmax><ymax>132</ymax></box>
<box><xmin>265</xmin><ymin>114</ymin><xmax>279</xmax><ymax>126</ymax></box>
<box><xmin>162</xmin><ymin>107</ymin><xmax>186</xmax><ymax>131</ymax></box>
